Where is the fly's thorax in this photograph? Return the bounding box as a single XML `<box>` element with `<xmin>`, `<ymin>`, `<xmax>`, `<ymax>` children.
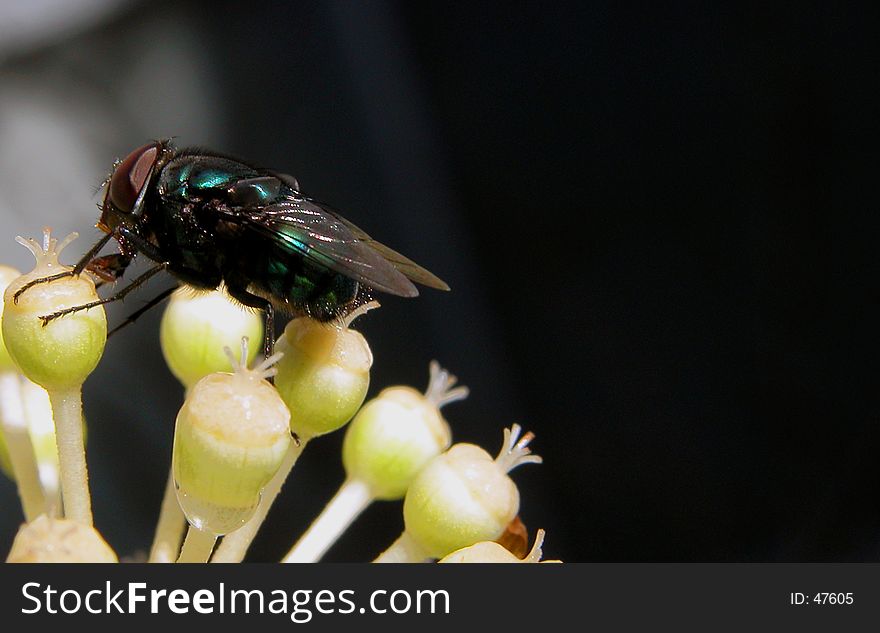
<box><xmin>138</xmin><ymin>193</ymin><xmax>226</xmax><ymax>289</ymax></box>
<box><xmin>152</xmin><ymin>155</ymin><xmax>261</xmax><ymax>281</ymax></box>
<box><xmin>159</xmin><ymin>154</ymin><xmax>261</xmax><ymax>202</ymax></box>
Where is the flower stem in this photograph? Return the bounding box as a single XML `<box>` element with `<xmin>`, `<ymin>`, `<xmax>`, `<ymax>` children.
<box><xmin>282</xmin><ymin>477</ymin><xmax>373</xmax><ymax>563</ymax></box>
<box><xmin>373</xmin><ymin>531</ymin><xmax>431</xmax><ymax>563</ymax></box>
<box><xmin>47</xmin><ymin>387</ymin><xmax>91</xmax><ymax>525</ymax></box>
<box><xmin>177</xmin><ymin>525</ymin><xmax>217</xmax><ymax>563</ymax></box>
<box><xmin>0</xmin><ymin>372</ymin><xmax>46</xmax><ymax>521</ymax></box>
<box><xmin>211</xmin><ymin>440</ymin><xmax>307</xmax><ymax>562</ymax></box>
<box><xmin>149</xmin><ymin>466</ymin><xmax>186</xmax><ymax>563</ymax></box>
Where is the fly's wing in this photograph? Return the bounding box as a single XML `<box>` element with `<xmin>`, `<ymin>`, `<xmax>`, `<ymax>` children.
<box><xmin>326</xmin><ymin>212</ymin><xmax>450</xmax><ymax>291</ymax></box>
<box><xmin>240</xmin><ymin>197</ymin><xmax>447</xmax><ymax>296</ymax></box>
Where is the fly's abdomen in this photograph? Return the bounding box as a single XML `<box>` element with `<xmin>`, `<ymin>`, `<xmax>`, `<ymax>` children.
<box><xmin>261</xmin><ymin>252</ymin><xmax>359</xmax><ymax>320</ymax></box>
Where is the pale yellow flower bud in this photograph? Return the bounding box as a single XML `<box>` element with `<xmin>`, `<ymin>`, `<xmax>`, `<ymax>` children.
<box><xmin>6</xmin><ymin>514</ymin><xmax>117</xmax><ymax>563</ymax></box>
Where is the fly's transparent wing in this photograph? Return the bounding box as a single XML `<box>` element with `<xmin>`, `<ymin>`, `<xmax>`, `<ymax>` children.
<box><xmin>241</xmin><ymin>197</ymin><xmax>425</xmax><ymax>296</ymax></box>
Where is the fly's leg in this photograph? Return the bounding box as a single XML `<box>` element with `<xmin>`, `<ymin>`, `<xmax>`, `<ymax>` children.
<box><xmin>115</xmin><ymin>226</ymin><xmax>166</xmax><ymax>262</ymax></box>
<box><xmin>107</xmin><ymin>286</ymin><xmax>177</xmax><ymax>338</ymax></box>
<box><xmin>225</xmin><ymin>283</ymin><xmax>276</xmax><ymax>359</ymax></box>
<box><xmin>12</xmin><ymin>231</ymin><xmax>115</xmax><ymax>303</ymax></box>
<box><xmin>87</xmin><ymin>253</ymin><xmax>133</xmax><ymax>284</ymax></box>
<box><xmin>39</xmin><ymin>263</ymin><xmax>168</xmax><ymax>326</ymax></box>
<box><xmin>264</xmin><ymin>302</ymin><xmax>275</xmax><ymax>361</ymax></box>
<box><xmin>225</xmin><ymin>283</ymin><xmax>296</xmax><ymax>441</ymax></box>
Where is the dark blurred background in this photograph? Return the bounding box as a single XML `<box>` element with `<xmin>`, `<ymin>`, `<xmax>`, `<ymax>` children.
<box><xmin>1</xmin><ymin>1</ymin><xmax>878</xmax><ymax>562</ymax></box>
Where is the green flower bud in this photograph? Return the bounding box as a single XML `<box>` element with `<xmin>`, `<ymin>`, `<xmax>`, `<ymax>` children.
<box><xmin>173</xmin><ymin>338</ymin><xmax>291</xmax><ymax>535</ymax></box>
<box><xmin>274</xmin><ymin>313</ymin><xmax>373</xmax><ymax>440</ymax></box>
<box><xmin>402</xmin><ymin>425</ymin><xmax>542</xmax><ymax>559</ymax></box>
<box><xmin>6</xmin><ymin>514</ymin><xmax>117</xmax><ymax>563</ymax></box>
<box><xmin>438</xmin><ymin>529</ymin><xmax>561</xmax><ymax>563</ymax></box>
<box><xmin>0</xmin><ymin>265</ymin><xmax>22</xmax><ymax>372</ymax></box>
<box><xmin>2</xmin><ymin>230</ymin><xmax>106</xmax><ymax>391</ymax></box>
<box><xmin>342</xmin><ymin>361</ymin><xmax>466</xmax><ymax>500</ymax></box>
<box><xmin>160</xmin><ymin>286</ymin><xmax>263</xmax><ymax>389</ymax></box>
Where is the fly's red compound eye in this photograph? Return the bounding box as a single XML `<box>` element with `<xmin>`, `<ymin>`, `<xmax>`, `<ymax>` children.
<box><xmin>108</xmin><ymin>142</ymin><xmax>160</xmax><ymax>213</ymax></box>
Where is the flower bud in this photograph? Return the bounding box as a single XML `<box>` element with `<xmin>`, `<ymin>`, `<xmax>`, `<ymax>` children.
<box><xmin>2</xmin><ymin>230</ymin><xmax>106</xmax><ymax>391</ymax></box>
<box><xmin>342</xmin><ymin>361</ymin><xmax>466</xmax><ymax>500</ymax></box>
<box><xmin>173</xmin><ymin>338</ymin><xmax>291</xmax><ymax>535</ymax></box>
<box><xmin>402</xmin><ymin>425</ymin><xmax>542</xmax><ymax>559</ymax></box>
<box><xmin>0</xmin><ymin>265</ymin><xmax>22</xmax><ymax>372</ymax></box>
<box><xmin>6</xmin><ymin>514</ymin><xmax>117</xmax><ymax>563</ymax></box>
<box><xmin>160</xmin><ymin>286</ymin><xmax>263</xmax><ymax>389</ymax></box>
<box><xmin>438</xmin><ymin>529</ymin><xmax>561</xmax><ymax>563</ymax></box>
<box><xmin>274</xmin><ymin>314</ymin><xmax>372</xmax><ymax>440</ymax></box>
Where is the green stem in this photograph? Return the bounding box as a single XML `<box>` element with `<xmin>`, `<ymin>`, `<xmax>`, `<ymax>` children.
<box><xmin>47</xmin><ymin>387</ymin><xmax>91</xmax><ymax>525</ymax></box>
<box><xmin>282</xmin><ymin>477</ymin><xmax>373</xmax><ymax>563</ymax></box>
<box><xmin>149</xmin><ymin>466</ymin><xmax>186</xmax><ymax>563</ymax></box>
<box><xmin>0</xmin><ymin>372</ymin><xmax>46</xmax><ymax>521</ymax></box>
<box><xmin>373</xmin><ymin>531</ymin><xmax>431</xmax><ymax>563</ymax></box>
<box><xmin>211</xmin><ymin>440</ymin><xmax>307</xmax><ymax>562</ymax></box>
<box><xmin>177</xmin><ymin>525</ymin><xmax>217</xmax><ymax>563</ymax></box>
